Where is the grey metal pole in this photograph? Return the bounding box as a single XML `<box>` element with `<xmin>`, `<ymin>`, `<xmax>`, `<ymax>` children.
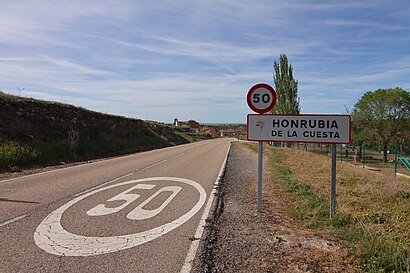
<box><xmin>330</xmin><ymin>144</ymin><xmax>337</xmax><ymax>218</ymax></box>
<box><xmin>258</xmin><ymin>141</ymin><xmax>263</xmax><ymax>211</ymax></box>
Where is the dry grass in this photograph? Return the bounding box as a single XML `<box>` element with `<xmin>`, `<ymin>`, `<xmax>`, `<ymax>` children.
<box><xmin>262</xmin><ymin>144</ymin><xmax>410</xmax><ymax>272</ymax></box>
<box><xmin>237</xmin><ymin>142</ymin><xmax>357</xmax><ymax>272</ymax></box>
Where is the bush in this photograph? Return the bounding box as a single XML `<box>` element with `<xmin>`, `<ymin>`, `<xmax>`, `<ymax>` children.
<box><xmin>0</xmin><ymin>140</ymin><xmax>39</xmax><ymax>170</ymax></box>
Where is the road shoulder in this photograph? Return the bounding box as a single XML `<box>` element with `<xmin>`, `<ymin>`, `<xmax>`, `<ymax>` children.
<box><xmin>193</xmin><ymin>142</ymin><xmax>354</xmax><ymax>273</ymax></box>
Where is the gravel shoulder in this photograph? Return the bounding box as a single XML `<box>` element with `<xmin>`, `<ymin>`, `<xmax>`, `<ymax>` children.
<box><xmin>193</xmin><ymin>142</ymin><xmax>355</xmax><ymax>273</ymax></box>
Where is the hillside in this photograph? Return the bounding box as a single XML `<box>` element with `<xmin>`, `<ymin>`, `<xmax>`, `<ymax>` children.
<box><xmin>0</xmin><ymin>92</ymin><xmax>191</xmax><ymax>171</ymax></box>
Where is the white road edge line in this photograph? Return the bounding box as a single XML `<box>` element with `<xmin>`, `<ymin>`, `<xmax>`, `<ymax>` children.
<box><xmin>0</xmin><ymin>214</ymin><xmax>27</xmax><ymax>228</ymax></box>
<box><xmin>180</xmin><ymin>141</ymin><xmax>232</xmax><ymax>273</ymax></box>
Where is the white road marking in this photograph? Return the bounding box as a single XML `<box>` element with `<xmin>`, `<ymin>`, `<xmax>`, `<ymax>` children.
<box><xmin>34</xmin><ymin>177</ymin><xmax>206</xmax><ymax>256</ymax></box>
<box><xmin>127</xmin><ymin>186</ymin><xmax>182</xmax><ymax>220</ymax></box>
<box><xmin>86</xmin><ymin>184</ymin><xmax>156</xmax><ymax>216</ymax></box>
<box><xmin>72</xmin><ymin>172</ymin><xmax>133</xmax><ymax>197</ymax></box>
<box><xmin>144</xmin><ymin>159</ymin><xmax>168</xmax><ymax>169</ymax></box>
<box><xmin>180</xmin><ymin>142</ymin><xmax>232</xmax><ymax>273</ymax></box>
<box><xmin>0</xmin><ymin>215</ymin><xmax>27</xmax><ymax>227</ymax></box>
<box><xmin>74</xmin><ymin>146</ymin><xmax>198</xmax><ymax>197</ymax></box>
<box><xmin>0</xmin><ymin>141</ymin><xmax>203</xmax><ymax>184</ymax></box>
<box><xmin>172</xmin><ymin>153</ymin><xmax>185</xmax><ymax>159</ymax></box>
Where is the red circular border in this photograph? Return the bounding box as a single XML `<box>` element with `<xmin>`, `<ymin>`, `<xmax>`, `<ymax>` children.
<box><xmin>246</xmin><ymin>83</ymin><xmax>277</xmax><ymax>114</ymax></box>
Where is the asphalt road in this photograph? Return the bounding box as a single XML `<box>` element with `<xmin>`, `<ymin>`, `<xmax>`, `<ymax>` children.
<box><xmin>0</xmin><ymin>138</ymin><xmax>233</xmax><ymax>273</ymax></box>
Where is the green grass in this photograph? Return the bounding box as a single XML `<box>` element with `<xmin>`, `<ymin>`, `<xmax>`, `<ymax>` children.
<box><xmin>335</xmin><ymin>222</ymin><xmax>409</xmax><ymax>273</ymax></box>
<box><xmin>273</xmin><ymin>160</ymin><xmax>328</xmax><ymax>227</ymax></box>
<box><xmin>0</xmin><ymin>139</ymin><xmax>40</xmax><ymax>170</ymax></box>
<box><xmin>0</xmin><ymin>91</ymin><xmax>73</xmax><ymax>108</ymax></box>
<box><xmin>243</xmin><ymin>142</ymin><xmax>258</xmax><ymax>153</ymax></box>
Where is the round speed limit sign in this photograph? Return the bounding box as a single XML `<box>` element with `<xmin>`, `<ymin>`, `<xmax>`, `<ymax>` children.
<box><xmin>247</xmin><ymin>83</ymin><xmax>277</xmax><ymax>114</ymax></box>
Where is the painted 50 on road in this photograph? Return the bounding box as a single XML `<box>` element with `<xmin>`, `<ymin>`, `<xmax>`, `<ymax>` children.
<box><xmin>34</xmin><ymin>177</ymin><xmax>206</xmax><ymax>256</ymax></box>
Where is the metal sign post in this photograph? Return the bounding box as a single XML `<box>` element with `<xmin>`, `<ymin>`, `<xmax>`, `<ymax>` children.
<box><xmin>258</xmin><ymin>142</ymin><xmax>263</xmax><ymax>211</ymax></box>
<box><xmin>330</xmin><ymin>144</ymin><xmax>337</xmax><ymax>218</ymax></box>
<box><xmin>245</xmin><ymin>84</ymin><xmax>352</xmax><ymax>216</ymax></box>
<box><xmin>246</xmin><ymin>83</ymin><xmax>277</xmax><ymax>211</ymax></box>
<box><xmin>246</xmin><ymin>114</ymin><xmax>351</xmax><ymax>218</ymax></box>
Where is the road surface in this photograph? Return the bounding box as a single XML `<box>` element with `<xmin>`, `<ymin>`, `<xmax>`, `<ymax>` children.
<box><xmin>0</xmin><ymin>138</ymin><xmax>232</xmax><ymax>273</ymax></box>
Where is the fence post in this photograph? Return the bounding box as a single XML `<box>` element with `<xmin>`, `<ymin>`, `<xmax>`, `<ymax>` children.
<box><xmin>395</xmin><ymin>147</ymin><xmax>398</xmax><ymax>177</ymax></box>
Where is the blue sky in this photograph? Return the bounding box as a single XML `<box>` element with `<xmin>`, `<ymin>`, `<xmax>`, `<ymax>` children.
<box><xmin>1</xmin><ymin>0</ymin><xmax>409</xmax><ymax>123</ymax></box>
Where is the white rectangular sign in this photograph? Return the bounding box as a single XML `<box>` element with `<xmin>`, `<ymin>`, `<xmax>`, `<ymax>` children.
<box><xmin>247</xmin><ymin>114</ymin><xmax>351</xmax><ymax>144</ymax></box>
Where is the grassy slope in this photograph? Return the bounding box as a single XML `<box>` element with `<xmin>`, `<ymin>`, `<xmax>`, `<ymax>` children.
<box><xmin>0</xmin><ymin>92</ymin><xmax>191</xmax><ymax>171</ymax></box>
<box><xmin>244</xmin><ymin>143</ymin><xmax>409</xmax><ymax>273</ymax></box>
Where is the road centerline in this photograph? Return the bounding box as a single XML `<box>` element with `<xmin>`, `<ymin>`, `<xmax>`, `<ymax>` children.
<box><xmin>0</xmin><ymin>214</ymin><xmax>27</xmax><ymax>228</ymax></box>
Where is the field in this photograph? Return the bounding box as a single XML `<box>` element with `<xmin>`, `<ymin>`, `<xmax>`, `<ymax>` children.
<box><xmin>245</xmin><ymin>142</ymin><xmax>410</xmax><ymax>272</ymax></box>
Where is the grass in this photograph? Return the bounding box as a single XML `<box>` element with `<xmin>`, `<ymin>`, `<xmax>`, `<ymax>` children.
<box><xmin>243</xmin><ymin>142</ymin><xmax>259</xmax><ymax>153</ymax></box>
<box><xmin>271</xmin><ymin>156</ymin><xmax>328</xmax><ymax>228</ymax></box>
<box><xmin>0</xmin><ymin>138</ymin><xmax>40</xmax><ymax>170</ymax></box>
<box><xmin>244</xmin><ymin>143</ymin><xmax>410</xmax><ymax>272</ymax></box>
<box><xmin>0</xmin><ymin>91</ymin><xmax>75</xmax><ymax>108</ymax></box>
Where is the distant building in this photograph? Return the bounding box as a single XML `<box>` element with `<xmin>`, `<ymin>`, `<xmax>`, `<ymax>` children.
<box><xmin>201</xmin><ymin>127</ymin><xmax>219</xmax><ymax>138</ymax></box>
<box><xmin>220</xmin><ymin>129</ymin><xmax>238</xmax><ymax>137</ymax></box>
<box><xmin>173</xmin><ymin>118</ymin><xmax>200</xmax><ymax>129</ymax></box>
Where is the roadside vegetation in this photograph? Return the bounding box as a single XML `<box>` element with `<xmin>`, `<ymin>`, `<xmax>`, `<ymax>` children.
<box><xmin>0</xmin><ymin>92</ymin><xmax>194</xmax><ymax>172</ymax></box>
<box><xmin>0</xmin><ymin>138</ymin><xmax>40</xmax><ymax>170</ymax></box>
<box><xmin>264</xmin><ymin>56</ymin><xmax>409</xmax><ymax>271</ymax></box>
<box><xmin>244</xmin><ymin>142</ymin><xmax>409</xmax><ymax>272</ymax></box>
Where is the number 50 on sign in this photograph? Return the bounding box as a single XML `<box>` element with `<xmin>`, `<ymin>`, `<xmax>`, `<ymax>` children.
<box><xmin>246</xmin><ymin>83</ymin><xmax>276</xmax><ymax>114</ymax></box>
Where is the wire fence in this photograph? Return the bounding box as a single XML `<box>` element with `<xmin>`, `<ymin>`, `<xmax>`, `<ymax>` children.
<box><xmin>267</xmin><ymin>142</ymin><xmax>410</xmax><ymax>177</ymax></box>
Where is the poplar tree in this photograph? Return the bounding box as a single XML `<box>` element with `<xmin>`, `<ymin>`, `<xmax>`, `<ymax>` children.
<box><xmin>271</xmin><ymin>54</ymin><xmax>300</xmax><ymax>114</ymax></box>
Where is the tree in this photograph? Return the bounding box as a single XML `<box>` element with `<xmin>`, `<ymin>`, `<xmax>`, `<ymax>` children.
<box><xmin>351</xmin><ymin>87</ymin><xmax>410</xmax><ymax>162</ymax></box>
<box><xmin>271</xmin><ymin>54</ymin><xmax>300</xmax><ymax>114</ymax></box>
<box><xmin>394</xmin><ymin>111</ymin><xmax>410</xmax><ymax>155</ymax></box>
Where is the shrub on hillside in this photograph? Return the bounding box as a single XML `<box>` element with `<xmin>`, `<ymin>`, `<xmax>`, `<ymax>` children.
<box><xmin>0</xmin><ymin>139</ymin><xmax>39</xmax><ymax>170</ymax></box>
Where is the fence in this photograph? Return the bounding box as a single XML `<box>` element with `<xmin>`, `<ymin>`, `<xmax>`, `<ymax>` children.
<box><xmin>268</xmin><ymin>142</ymin><xmax>410</xmax><ymax>176</ymax></box>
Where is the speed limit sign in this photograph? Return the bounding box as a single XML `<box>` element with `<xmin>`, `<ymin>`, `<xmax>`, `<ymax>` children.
<box><xmin>247</xmin><ymin>83</ymin><xmax>276</xmax><ymax>114</ymax></box>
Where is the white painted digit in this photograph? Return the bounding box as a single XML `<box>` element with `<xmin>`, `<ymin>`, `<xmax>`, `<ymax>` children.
<box><xmin>35</xmin><ymin>177</ymin><xmax>207</xmax><ymax>256</ymax></box>
<box><xmin>127</xmin><ymin>186</ymin><xmax>182</xmax><ymax>220</ymax></box>
<box><xmin>87</xmin><ymin>184</ymin><xmax>155</xmax><ymax>216</ymax></box>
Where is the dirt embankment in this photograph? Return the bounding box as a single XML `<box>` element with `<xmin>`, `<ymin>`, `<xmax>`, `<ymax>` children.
<box><xmin>194</xmin><ymin>142</ymin><xmax>355</xmax><ymax>273</ymax></box>
<box><xmin>0</xmin><ymin>92</ymin><xmax>189</xmax><ymax>171</ymax></box>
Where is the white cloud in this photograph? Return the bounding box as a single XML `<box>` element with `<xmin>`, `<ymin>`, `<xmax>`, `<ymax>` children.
<box><xmin>0</xmin><ymin>0</ymin><xmax>409</xmax><ymax>122</ymax></box>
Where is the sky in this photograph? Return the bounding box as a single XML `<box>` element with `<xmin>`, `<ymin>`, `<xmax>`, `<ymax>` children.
<box><xmin>0</xmin><ymin>0</ymin><xmax>409</xmax><ymax>123</ymax></box>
